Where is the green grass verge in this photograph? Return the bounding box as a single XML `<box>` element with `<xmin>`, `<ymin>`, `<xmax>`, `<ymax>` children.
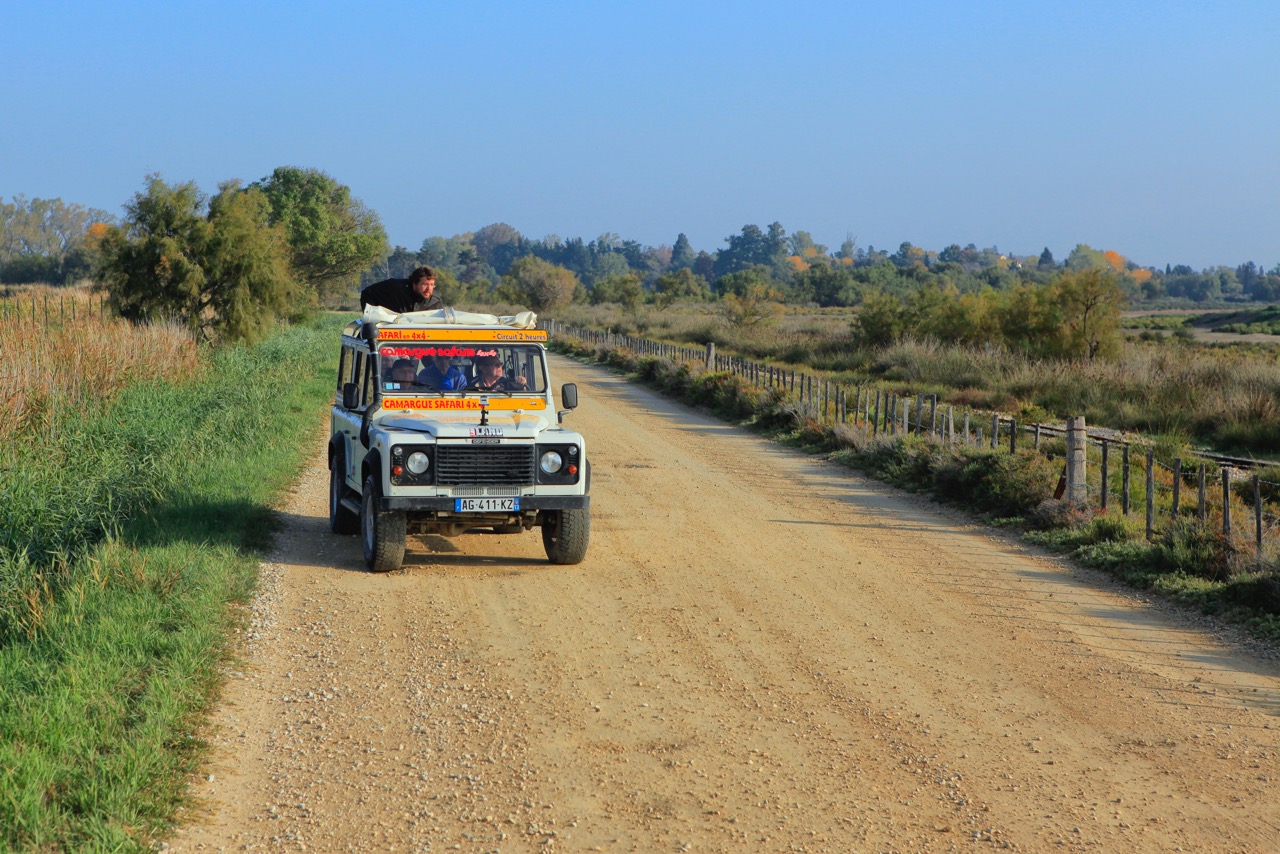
<box><xmin>0</xmin><ymin>314</ymin><xmax>344</xmax><ymax>851</ymax></box>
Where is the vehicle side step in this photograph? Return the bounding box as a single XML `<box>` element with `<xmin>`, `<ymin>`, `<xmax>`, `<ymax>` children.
<box><xmin>340</xmin><ymin>496</ymin><xmax>362</xmax><ymax>516</ymax></box>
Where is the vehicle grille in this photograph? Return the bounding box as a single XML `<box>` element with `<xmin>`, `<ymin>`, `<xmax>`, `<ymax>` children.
<box><xmin>436</xmin><ymin>446</ymin><xmax>536</xmax><ymax>486</ymax></box>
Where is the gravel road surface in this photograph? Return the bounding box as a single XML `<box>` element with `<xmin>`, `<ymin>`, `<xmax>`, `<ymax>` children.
<box><xmin>173</xmin><ymin>355</ymin><xmax>1280</xmax><ymax>852</ymax></box>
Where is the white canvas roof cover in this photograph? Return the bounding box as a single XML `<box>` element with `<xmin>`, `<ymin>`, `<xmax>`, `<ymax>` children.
<box><xmin>361</xmin><ymin>305</ymin><xmax>539</xmax><ymax>329</ymax></box>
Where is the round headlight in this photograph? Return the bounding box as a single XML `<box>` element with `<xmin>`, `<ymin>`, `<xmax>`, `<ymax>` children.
<box><xmin>406</xmin><ymin>451</ymin><xmax>430</xmax><ymax>474</ymax></box>
<box><xmin>539</xmin><ymin>450</ymin><xmax>564</xmax><ymax>474</ymax></box>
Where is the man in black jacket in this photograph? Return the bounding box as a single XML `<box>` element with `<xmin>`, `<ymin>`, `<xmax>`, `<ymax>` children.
<box><xmin>359</xmin><ymin>266</ymin><xmax>444</xmax><ymax>313</ymax></box>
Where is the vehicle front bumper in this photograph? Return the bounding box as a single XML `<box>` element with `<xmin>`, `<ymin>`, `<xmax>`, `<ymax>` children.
<box><xmin>379</xmin><ymin>495</ymin><xmax>590</xmax><ymax>512</ymax></box>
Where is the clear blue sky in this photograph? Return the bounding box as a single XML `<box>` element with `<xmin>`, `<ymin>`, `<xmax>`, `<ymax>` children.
<box><xmin>4</xmin><ymin>0</ymin><xmax>1276</xmax><ymax>270</ymax></box>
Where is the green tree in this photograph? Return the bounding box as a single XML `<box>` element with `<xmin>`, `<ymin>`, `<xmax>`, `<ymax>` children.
<box><xmin>891</xmin><ymin>241</ymin><xmax>927</xmax><ymax>268</ymax></box>
<box><xmin>587</xmin><ymin>251</ymin><xmax>630</xmax><ymax>285</ymax></box>
<box><xmin>0</xmin><ymin>195</ymin><xmax>113</xmax><ymax>283</ymax></box>
<box><xmin>995</xmin><ymin>284</ymin><xmax>1060</xmax><ymax>357</ymax></box>
<box><xmin>250</xmin><ymin>166</ymin><xmax>387</xmax><ymax>305</ymax></box>
<box><xmin>835</xmin><ymin>234</ymin><xmax>858</xmax><ymax>262</ymax></box>
<box><xmin>850</xmin><ymin>291</ymin><xmax>905</xmax><ymax>347</ymax></box>
<box><xmin>787</xmin><ymin>230</ymin><xmax>827</xmax><ymax>257</ymax></box>
<box><xmin>794</xmin><ymin>263</ymin><xmax>860</xmax><ymax>307</ymax></box>
<box><xmin>97</xmin><ymin>175</ymin><xmax>297</xmax><ymax>343</ymax></box>
<box><xmin>499</xmin><ymin>256</ymin><xmax>580</xmax><ymax>311</ymax></box>
<box><xmin>653</xmin><ymin>268</ymin><xmax>710</xmax><ymax>308</ymax></box>
<box><xmin>472</xmin><ymin>222</ymin><xmax>525</xmax><ymax>275</ymax></box>
<box><xmin>1064</xmin><ymin>243</ymin><xmax>1107</xmax><ymax>272</ymax></box>
<box><xmin>713</xmin><ymin>223</ymin><xmax>789</xmax><ymax>279</ymax></box>
<box><xmin>590</xmin><ymin>272</ymin><xmax>645</xmax><ymax>310</ymax></box>
<box><xmin>714</xmin><ymin>265</ymin><xmax>774</xmax><ymax>298</ymax></box>
<box><xmin>720</xmin><ymin>284</ymin><xmax>783</xmax><ymax>329</ymax></box>
<box><xmin>1049</xmin><ymin>269</ymin><xmax>1124</xmax><ymax>360</ymax></box>
<box><xmin>670</xmin><ymin>233</ymin><xmax>695</xmax><ymax>270</ymax></box>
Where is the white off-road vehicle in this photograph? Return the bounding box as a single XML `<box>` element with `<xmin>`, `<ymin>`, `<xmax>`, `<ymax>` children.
<box><xmin>329</xmin><ymin>307</ymin><xmax>589</xmax><ymax>571</ymax></box>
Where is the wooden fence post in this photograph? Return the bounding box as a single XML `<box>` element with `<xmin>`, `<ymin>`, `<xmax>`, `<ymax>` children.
<box><xmin>1010</xmin><ymin>419</ymin><xmax>1017</xmax><ymax>454</ymax></box>
<box><xmin>1197</xmin><ymin>464</ymin><xmax>1207</xmax><ymax>520</ymax></box>
<box><xmin>1122</xmin><ymin>444</ymin><xmax>1131</xmax><ymax>515</ymax></box>
<box><xmin>1146</xmin><ymin>448</ymin><xmax>1155</xmax><ymax>541</ymax></box>
<box><xmin>872</xmin><ymin>390</ymin><xmax>881</xmax><ymax>437</ymax></box>
<box><xmin>1223</xmin><ymin>468</ymin><xmax>1232</xmax><ymax>536</ymax></box>
<box><xmin>990</xmin><ymin>414</ymin><xmax>999</xmax><ymax>450</ymax></box>
<box><xmin>1172</xmin><ymin>459</ymin><xmax>1182</xmax><ymax>516</ymax></box>
<box><xmin>1255</xmin><ymin>474</ymin><xmax>1264</xmax><ymax>570</ymax></box>
<box><xmin>1100</xmin><ymin>440</ymin><xmax>1109</xmax><ymax>511</ymax></box>
<box><xmin>1065</xmin><ymin>417</ymin><xmax>1087</xmax><ymax>507</ymax></box>
<box><xmin>915</xmin><ymin>393</ymin><xmax>924</xmax><ymax>435</ymax></box>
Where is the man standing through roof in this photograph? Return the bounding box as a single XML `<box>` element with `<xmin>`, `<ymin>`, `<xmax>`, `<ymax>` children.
<box><xmin>417</xmin><ymin>353</ymin><xmax>468</xmax><ymax>391</ymax></box>
<box><xmin>359</xmin><ymin>266</ymin><xmax>443</xmax><ymax>314</ymax></box>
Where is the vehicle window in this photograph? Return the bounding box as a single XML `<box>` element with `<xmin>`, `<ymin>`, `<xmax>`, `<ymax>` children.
<box><xmin>336</xmin><ymin>345</ymin><xmax>353</xmax><ymax>391</ymax></box>
<box><xmin>376</xmin><ymin>343</ymin><xmax>547</xmax><ymax>394</ymax></box>
<box><xmin>360</xmin><ymin>352</ymin><xmax>375</xmax><ymax>408</ymax></box>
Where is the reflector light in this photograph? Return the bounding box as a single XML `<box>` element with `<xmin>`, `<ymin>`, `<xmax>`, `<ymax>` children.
<box><xmin>392</xmin><ymin>465</ymin><xmax>403</xmax><ymax>476</ymax></box>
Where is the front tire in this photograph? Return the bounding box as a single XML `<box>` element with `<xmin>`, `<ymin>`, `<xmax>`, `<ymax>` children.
<box><xmin>542</xmin><ymin>508</ymin><xmax>590</xmax><ymax>565</ymax></box>
<box><xmin>330</xmin><ymin>453</ymin><xmax>358</xmax><ymax>535</ymax></box>
<box><xmin>361</xmin><ymin>476</ymin><xmax>406</xmax><ymax>572</ymax></box>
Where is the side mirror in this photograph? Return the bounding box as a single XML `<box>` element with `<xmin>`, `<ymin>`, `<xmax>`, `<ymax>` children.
<box><xmin>557</xmin><ymin>382</ymin><xmax>578</xmax><ymax>424</ymax></box>
<box><xmin>342</xmin><ymin>382</ymin><xmax>361</xmax><ymax>410</ymax></box>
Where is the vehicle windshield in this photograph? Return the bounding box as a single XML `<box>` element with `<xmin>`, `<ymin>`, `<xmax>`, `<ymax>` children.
<box><xmin>377</xmin><ymin>342</ymin><xmax>547</xmax><ymax>394</ymax></box>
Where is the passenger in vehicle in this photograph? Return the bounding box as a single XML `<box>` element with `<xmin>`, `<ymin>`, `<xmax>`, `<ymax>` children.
<box><xmin>386</xmin><ymin>359</ymin><xmax>421</xmax><ymax>387</ymax></box>
<box><xmin>417</xmin><ymin>354</ymin><xmax>467</xmax><ymax>391</ymax></box>
<box><xmin>468</xmin><ymin>355</ymin><xmax>528</xmax><ymax>391</ymax></box>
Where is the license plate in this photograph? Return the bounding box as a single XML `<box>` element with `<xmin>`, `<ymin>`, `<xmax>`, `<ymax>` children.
<box><xmin>455</xmin><ymin>497</ymin><xmax>519</xmax><ymax>512</ymax></box>
<box><xmin>470</xmin><ymin>426</ymin><xmax>504</xmax><ymax>437</ymax></box>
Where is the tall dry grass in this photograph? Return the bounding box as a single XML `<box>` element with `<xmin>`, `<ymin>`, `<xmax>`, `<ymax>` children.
<box><xmin>0</xmin><ymin>286</ymin><xmax>202</xmax><ymax>445</ymax></box>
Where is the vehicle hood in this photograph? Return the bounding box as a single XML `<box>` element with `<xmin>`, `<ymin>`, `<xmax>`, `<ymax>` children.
<box><xmin>378</xmin><ymin>411</ymin><xmax>552</xmax><ymax>439</ymax></box>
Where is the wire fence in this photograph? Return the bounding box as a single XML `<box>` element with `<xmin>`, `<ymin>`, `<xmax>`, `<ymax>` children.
<box><xmin>544</xmin><ymin>319</ymin><xmax>1280</xmax><ymax>568</ymax></box>
<box><xmin>0</xmin><ymin>288</ymin><xmax>110</xmax><ymax>324</ymax></box>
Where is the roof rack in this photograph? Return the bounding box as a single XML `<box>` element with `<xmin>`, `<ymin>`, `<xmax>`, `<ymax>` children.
<box><xmin>343</xmin><ymin>307</ymin><xmax>542</xmax><ymax>339</ymax></box>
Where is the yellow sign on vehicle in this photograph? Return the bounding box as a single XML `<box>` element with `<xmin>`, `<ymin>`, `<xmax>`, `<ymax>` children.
<box><xmin>381</xmin><ymin>397</ymin><xmax>548</xmax><ymax>411</ymax></box>
<box><xmin>379</xmin><ymin>328</ymin><xmax>548</xmax><ymax>342</ymax></box>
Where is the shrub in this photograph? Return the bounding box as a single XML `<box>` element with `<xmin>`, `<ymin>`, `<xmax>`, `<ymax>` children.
<box><xmin>1157</xmin><ymin>518</ymin><xmax>1234</xmax><ymax>580</ymax></box>
<box><xmin>931</xmin><ymin>448</ymin><xmax>1059</xmax><ymax>517</ymax></box>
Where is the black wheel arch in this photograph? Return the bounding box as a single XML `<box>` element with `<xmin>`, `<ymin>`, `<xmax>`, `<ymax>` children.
<box><xmin>361</xmin><ymin>449</ymin><xmax>384</xmax><ymax>490</ymax></box>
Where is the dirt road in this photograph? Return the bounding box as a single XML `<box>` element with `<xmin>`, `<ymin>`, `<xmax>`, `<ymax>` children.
<box><xmin>174</xmin><ymin>355</ymin><xmax>1280</xmax><ymax>852</ymax></box>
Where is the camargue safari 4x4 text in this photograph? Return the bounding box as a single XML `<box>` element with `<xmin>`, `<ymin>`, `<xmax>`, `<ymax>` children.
<box><xmin>329</xmin><ymin>307</ymin><xmax>590</xmax><ymax>571</ymax></box>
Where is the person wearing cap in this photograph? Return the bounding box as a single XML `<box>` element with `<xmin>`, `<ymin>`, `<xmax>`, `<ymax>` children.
<box><xmin>417</xmin><ymin>353</ymin><xmax>467</xmax><ymax>391</ymax></box>
<box><xmin>359</xmin><ymin>265</ymin><xmax>443</xmax><ymax>314</ymax></box>
<box><xmin>386</xmin><ymin>358</ymin><xmax>421</xmax><ymax>387</ymax></box>
<box><xmin>468</xmin><ymin>355</ymin><xmax>528</xmax><ymax>391</ymax></box>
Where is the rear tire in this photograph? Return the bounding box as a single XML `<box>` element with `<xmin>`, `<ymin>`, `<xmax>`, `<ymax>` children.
<box><xmin>542</xmin><ymin>508</ymin><xmax>590</xmax><ymax>565</ymax></box>
<box><xmin>330</xmin><ymin>453</ymin><xmax>358</xmax><ymax>535</ymax></box>
<box><xmin>361</xmin><ymin>476</ymin><xmax>405</xmax><ymax>572</ymax></box>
